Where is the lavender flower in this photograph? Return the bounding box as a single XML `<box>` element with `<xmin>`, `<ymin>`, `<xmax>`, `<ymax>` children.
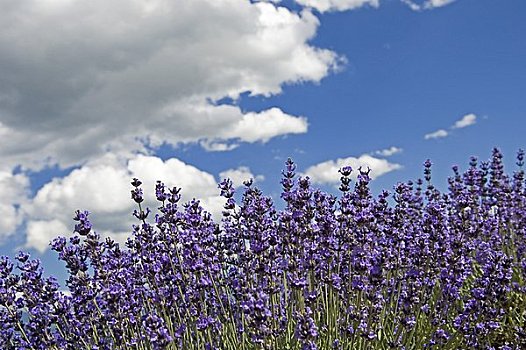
<box><xmin>1</xmin><ymin>149</ymin><xmax>525</xmax><ymax>349</ymax></box>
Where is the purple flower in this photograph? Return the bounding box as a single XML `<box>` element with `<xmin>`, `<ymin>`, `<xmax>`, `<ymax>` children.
<box><xmin>1</xmin><ymin>150</ymin><xmax>526</xmax><ymax>348</ymax></box>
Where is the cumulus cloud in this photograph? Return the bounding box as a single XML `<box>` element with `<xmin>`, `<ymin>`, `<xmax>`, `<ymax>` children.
<box><xmin>401</xmin><ymin>0</ymin><xmax>456</xmax><ymax>11</ymax></box>
<box><xmin>156</xmin><ymin>103</ymin><xmax>308</xmax><ymax>148</ymax></box>
<box><xmin>220</xmin><ymin>108</ymin><xmax>308</xmax><ymax>143</ymax></box>
<box><xmin>294</xmin><ymin>0</ymin><xmax>379</xmax><ymax>13</ymax></box>
<box><xmin>0</xmin><ymin>171</ymin><xmax>30</xmax><ymax>240</ymax></box>
<box><xmin>26</xmin><ymin>220</ymin><xmax>69</xmax><ymax>254</ymax></box>
<box><xmin>304</xmin><ymin>154</ymin><xmax>401</xmax><ymax>186</ymax></box>
<box><xmin>0</xmin><ymin>0</ymin><xmax>340</xmax><ymax>172</ymax></box>
<box><xmin>0</xmin><ymin>0</ymin><xmax>344</xmax><ymax>250</ymax></box>
<box><xmin>452</xmin><ymin>113</ymin><xmax>477</xmax><ymax>129</ymax></box>
<box><xmin>424</xmin><ymin>129</ymin><xmax>449</xmax><ymax>140</ymax></box>
<box><xmin>219</xmin><ymin>166</ymin><xmax>265</xmax><ymax>188</ymax></box>
<box><xmin>375</xmin><ymin>146</ymin><xmax>403</xmax><ymax>157</ymax></box>
<box><xmin>424</xmin><ymin>113</ymin><xmax>477</xmax><ymax>140</ymax></box>
<box><xmin>23</xmin><ymin>154</ymin><xmax>226</xmax><ymax>253</ymax></box>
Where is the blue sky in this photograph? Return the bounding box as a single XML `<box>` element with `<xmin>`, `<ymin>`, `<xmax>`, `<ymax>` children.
<box><xmin>1</xmin><ymin>0</ymin><xmax>525</xmax><ymax>282</ymax></box>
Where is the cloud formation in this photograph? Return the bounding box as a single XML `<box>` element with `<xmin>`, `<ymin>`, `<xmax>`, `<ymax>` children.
<box><xmin>0</xmin><ymin>171</ymin><xmax>29</xmax><ymax>240</ymax></box>
<box><xmin>452</xmin><ymin>113</ymin><xmax>477</xmax><ymax>129</ymax></box>
<box><xmin>424</xmin><ymin>129</ymin><xmax>449</xmax><ymax>140</ymax></box>
<box><xmin>23</xmin><ymin>154</ymin><xmax>227</xmax><ymax>253</ymax></box>
<box><xmin>0</xmin><ymin>0</ymin><xmax>339</xmax><ymax>172</ymax></box>
<box><xmin>424</xmin><ymin>113</ymin><xmax>477</xmax><ymax>140</ymax></box>
<box><xmin>0</xmin><ymin>0</ymin><xmax>342</xmax><ymax>246</ymax></box>
<box><xmin>401</xmin><ymin>0</ymin><xmax>456</xmax><ymax>11</ymax></box>
<box><xmin>304</xmin><ymin>154</ymin><xmax>401</xmax><ymax>186</ymax></box>
<box><xmin>295</xmin><ymin>0</ymin><xmax>457</xmax><ymax>13</ymax></box>
<box><xmin>294</xmin><ymin>0</ymin><xmax>379</xmax><ymax>13</ymax></box>
<box><xmin>375</xmin><ymin>146</ymin><xmax>403</xmax><ymax>157</ymax></box>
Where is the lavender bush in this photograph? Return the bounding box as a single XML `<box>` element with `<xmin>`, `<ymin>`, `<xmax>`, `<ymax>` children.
<box><xmin>1</xmin><ymin>148</ymin><xmax>526</xmax><ymax>349</ymax></box>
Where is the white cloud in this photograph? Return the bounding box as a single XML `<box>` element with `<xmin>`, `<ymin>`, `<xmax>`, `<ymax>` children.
<box><xmin>426</xmin><ymin>0</ymin><xmax>456</xmax><ymax>8</ymax></box>
<box><xmin>424</xmin><ymin>129</ymin><xmax>449</xmax><ymax>140</ymax></box>
<box><xmin>295</xmin><ymin>0</ymin><xmax>456</xmax><ymax>13</ymax></box>
<box><xmin>0</xmin><ymin>0</ymin><xmax>340</xmax><ymax>171</ymax></box>
<box><xmin>400</xmin><ymin>0</ymin><xmax>421</xmax><ymax>10</ymax></box>
<box><xmin>294</xmin><ymin>0</ymin><xmax>379</xmax><ymax>13</ymax></box>
<box><xmin>0</xmin><ymin>171</ymin><xmax>30</xmax><ymax>240</ymax></box>
<box><xmin>452</xmin><ymin>113</ymin><xmax>477</xmax><ymax>129</ymax></box>
<box><xmin>219</xmin><ymin>107</ymin><xmax>308</xmax><ymax>143</ymax></box>
<box><xmin>0</xmin><ymin>0</ymin><xmax>346</xmax><ymax>251</ymax></box>
<box><xmin>219</xmin><ymin>166</ymin><xmax>265</xmax><ymax>188</ymax></box>
<box><xmin>304</xmin><ymin>154</ymin><xmax>401</xmax><ymax>186</ymax></box>
<box><xmin>375</xmin><ymin>146</ymin><xmax>402</xmax><ymax>157</ymax></box>
<box><xmin>401</xmin><ymin>0</ymin><xmax>456</xmax><ymax>11</ymax></box>
<box><xmin>23</xmin><ymin>154</ymin><xmax>226</xmax><ymax>253</ymax></box>
<box><xmin>200</xmin><ymin>141</ymin><xmax>239</xmax><ymax>152</ymax></box>
<box><xmin>156</xmin><ymin>103</ymin><xmax>308</xmax><ymax>147</ymax></box>
<box><xmin>424</xmin><ymin>113</ymin><xmax>477</xmax><ymax>140</ymax></box>
<box><xmin>26</xmin><ymin>220</ymin><xmax>69</xmax><ymax>254</ymax></box>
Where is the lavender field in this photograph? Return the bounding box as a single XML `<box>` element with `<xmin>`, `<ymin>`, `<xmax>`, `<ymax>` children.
<box><xmin>1</xmin><ymin>148</ymin><xmax>526</xmax><ymax>349</ymax></box>
<box><xmin>1</xmin><ymin>0</ymin><xmax>526</xmax><ymax>349</ymax></box>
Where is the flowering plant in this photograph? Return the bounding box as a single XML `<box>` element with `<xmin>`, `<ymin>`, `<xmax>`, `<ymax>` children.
<box><xmin>1</xmin><ymin>148</ymin><xmax>525</xmax><ymax>349</ymax></box>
